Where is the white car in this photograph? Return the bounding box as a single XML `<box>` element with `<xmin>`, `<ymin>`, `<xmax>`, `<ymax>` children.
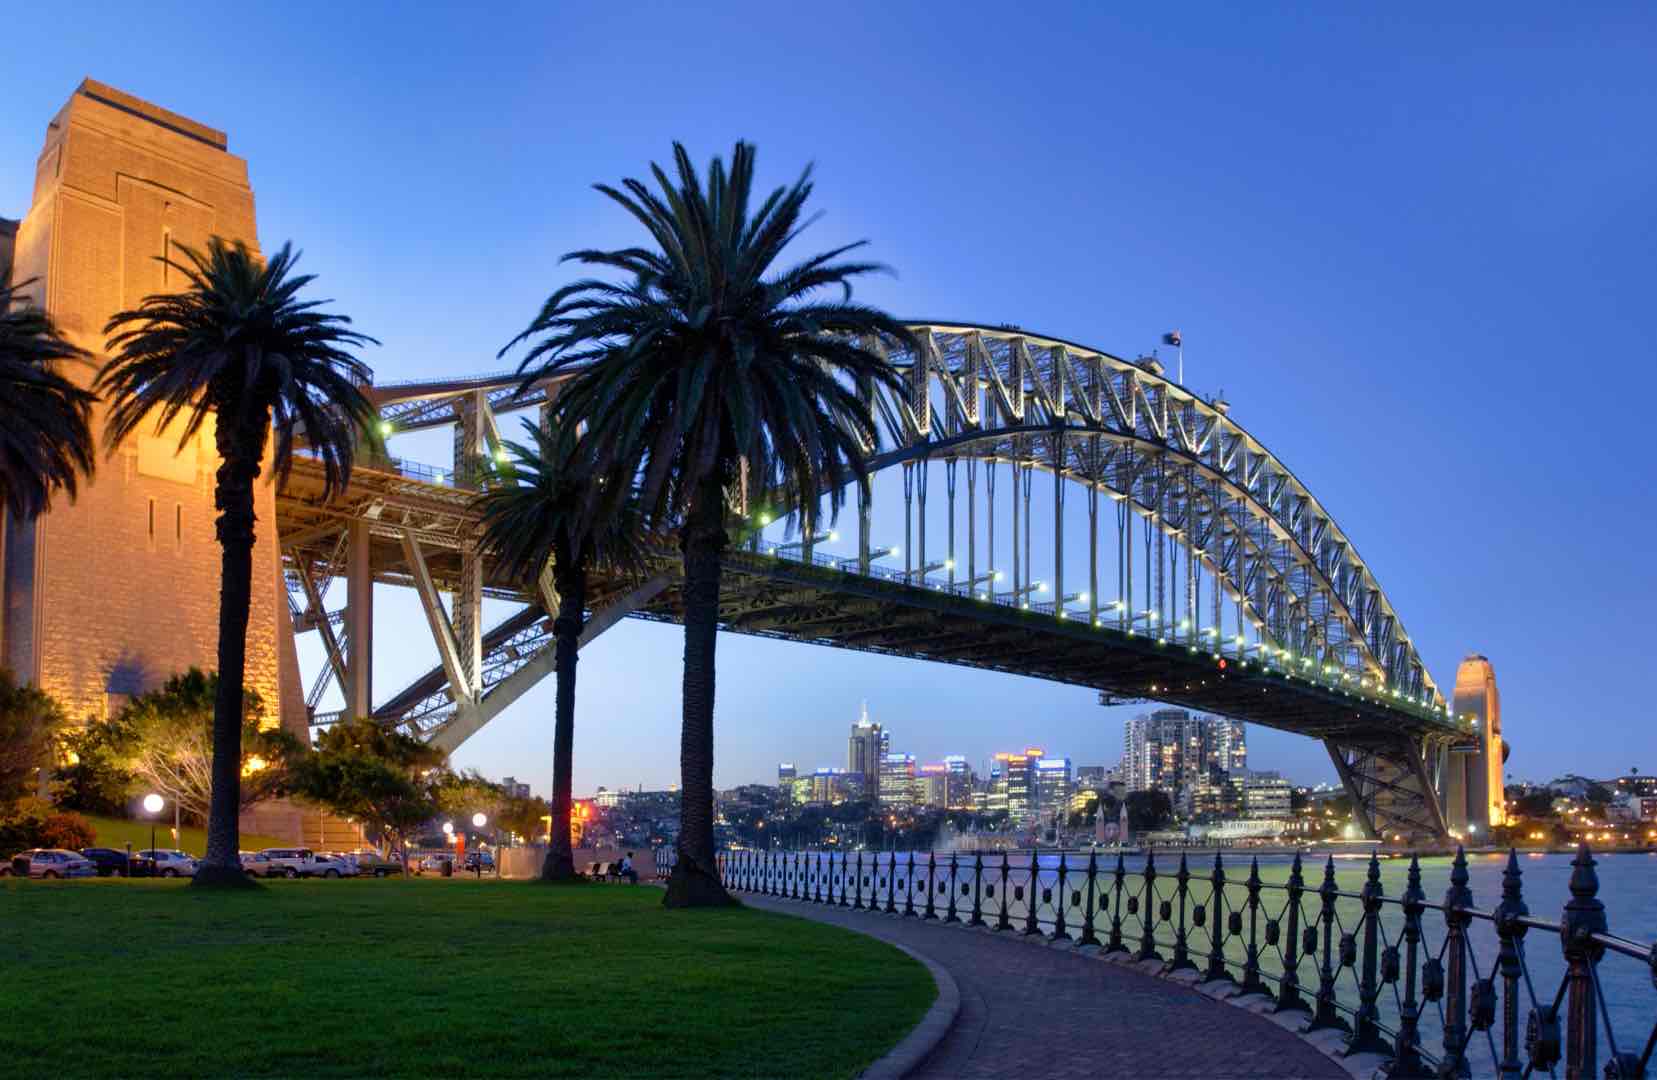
<box><xmin>312</xmin><ymin>853</ymin><xmax>357</xmax><ymax>878</ymax></box>
<box><xmin>137</xmin><ymin>849</ymin><xmax>198</xmax><ymax>878</ymax></box>
<box><xmin>260</xmin><ymin>847</ymin><xmax>353</xmax><ymax>878</ymax></box>
<box><xmin>238</xmin><ymin>851</ymin><xmax>278</xmax><ymax>878</ymax></box>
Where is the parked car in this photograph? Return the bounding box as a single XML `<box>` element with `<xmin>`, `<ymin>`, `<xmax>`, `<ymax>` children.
<box><xmin>12</xmin><ymin>849</ymin><xmax>98</xmax><ymax>879</ymax></box>
<box><xmin>261</xmin><ymin>848</ymin><xmax>320</xmax><ymax>878</ymax></box>
<box><xmin>415</xmin><ymin>854</ymin><xmax>454</xmax><ymax>876</ymax></box>
<box><xmin>311</xmin><ymin>853</ymin><xmax>356</xmax><ymax>878</ymax></box>
<box><xmin>461</xmin><ymin>851</ymin><xmax>496</xmax><ymax>875</ymax></box>
<box><xmin>136</xmin><ymin>849</ymin><xmax>198</xmax><ymax>878</ymax></box>
<box><xmin>238</xmin><ymin>851</ymin><xmax>278</xmax><ymax>878</ymax></box>
<box><xmin>79</xmin><ymin>847</ymin><xmax>131</xmax><ymax>877</ymax></box>
<box><xmin>347</xmin><ymin>849</ymin><xmax>403</xmax><ymax>877</ymax></box>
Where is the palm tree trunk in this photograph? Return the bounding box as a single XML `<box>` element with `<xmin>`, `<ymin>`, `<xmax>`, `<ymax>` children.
<box><xmin>193</xmin><ymin>437</ymin><xmax>261</xmax><ymax>889</ymax></box>
<box><xmin>541</xmin><ymin>559</ymin><xmax>585</xmax><ymax>882</ymax></box>
<box><xmin>665</xmin><ymin>480</ymin><xmax>737</xmax><ymax>908</ymax></box>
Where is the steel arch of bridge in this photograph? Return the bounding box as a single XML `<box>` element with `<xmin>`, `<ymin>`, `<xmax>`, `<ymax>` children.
<box><xmin>863</xmin><ymin>324</ymin><xmax>1439</xmax><ymax>709</ymax></box>
<box><xmin>276</xmin><ymin>321</ymin><xmax>1472</xmax><ymax>841</ymax></box>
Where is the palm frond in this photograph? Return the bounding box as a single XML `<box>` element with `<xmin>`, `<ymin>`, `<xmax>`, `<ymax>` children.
<box><xmin>474</xmin><ymin>418</ymin><xmax>655</xmax><ymax>592</ymax></box>
<box><xmin>0</xmin><ymin>272</ymin><xmax>96</xmax><ymax>517</ymax></box>
<box><xmin>97</xmin><ymin>239</ymin><xmax>376</xmax><ymax>499</ymax></box>
<box><xmin>503</xmin><ymin>141</ymin><xmax>912</xmax><ymax>542</ymax></box>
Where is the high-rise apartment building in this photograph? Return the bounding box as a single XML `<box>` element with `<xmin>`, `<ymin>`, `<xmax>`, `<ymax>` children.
<box><xmin>995</xmin><ymin>748</ymin><xmax>1050</xmax><ymax>823</ymax></box>
<box><xmin>1240</xmin><ymin>770</ymin><xmax>1292</xmax><ymax>820</ymax></box>
<box><xmin>778</xmin><ymin>763</ymin><xmax>797</xmax><ymax>785</ymax></box>
<box><xmin>1034</xmin><ymin>756</ymin><xmax>1073</xmax><ymax>822</ymax></box>
<box><xmin>1123</xmin><ymin>710</ymin><xmax>1247</xmax><ymax>799</ymax></box>
<box><xmin>915</xmin><ymin>765</ymin><xmax>949</xmax><ymax>809</ymax></box>
<box><xmin>879</xmin><ymin>753</ymin><xmax>916</xmax><ymax>809</ymax></box>
<box><xmin>943</xmin><ymin>755</ymin><xmax>973</xmax><ymax>809</ymax></box>
<box><xmin>847</xmin><ymin>702</ymin><xmax>888</xmax><ymax>789</ymax></box>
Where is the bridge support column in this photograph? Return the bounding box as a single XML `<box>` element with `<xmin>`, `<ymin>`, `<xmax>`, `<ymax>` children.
<box><xmin>1052</xmin><ymin>441</ymin><xmax>1064</xmax><ymax>614</ymax></box>
<box><xmin>1011</xmin><ymin>460</ymin><xmax>1022</xmax><ymax>599</ymax></box>
<box><xmin>902</xmin><ymin>464</ymin><xmax>913</xmax><ymax>581</ymax></box>
<box><xmin>1088</xmin><ymin>480</ymin><xmax>1099</xmax><ymax>627</ymax></box>
<box><xmin>916</xmin><ymin>460</ymin><xmax>927</xmax><ymax>583</ymax></box>
<box><xmin>945</xmin><ymin>458</ymin><xmax>956</xmax><ymax>590</ymax></box>
<box><xmin>1325</xmin><ymin>737</ymin><xmax>1451</xmax><ymax>843</ymax></box>
<box><xmin>345</xmin><ymin>520</ymin><xmax>373</xmax><ymax>719</ymax></box>
<box><xmin>453</xmin><ymin>541</ymin><xmax>483</xmax><ymax>698</ymax></box>
<box><xmin>857</xmin><ymin>482</ymin><xmax>870</xmax><ymax>575</ymax></box>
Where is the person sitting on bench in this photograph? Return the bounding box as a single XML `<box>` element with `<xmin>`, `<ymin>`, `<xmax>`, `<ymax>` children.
<box><xmin>617</xmin><ymin>852</ymin><xmax>638</xmax><ymax>884</ymax></box>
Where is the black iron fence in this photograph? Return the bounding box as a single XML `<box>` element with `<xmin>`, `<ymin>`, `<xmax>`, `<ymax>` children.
<box><xmin>716</xmin><ymin>845</ymin><xmax>1655</xmax><ymax>1078</ymax></box>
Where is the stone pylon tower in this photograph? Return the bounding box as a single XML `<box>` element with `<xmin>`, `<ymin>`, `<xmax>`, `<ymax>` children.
<box><xmin>1441</xmin><ymin>654</ymin><xmax>1505</xmax><ymax>838</ymax></box>
<box><xmin>0</xmin><ymin>82</ymin><xmax>305</xmax><ymax>746</ymax></box>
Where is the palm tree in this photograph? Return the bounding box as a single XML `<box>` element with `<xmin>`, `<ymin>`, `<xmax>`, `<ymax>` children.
<box><xmin>475</xmin><ymin>418</ymin><xmax>650</xmax><ymax>881</ymax></box>
<box><xmin>506</xmin><ymin>143</ymin><xmax>909</xmax><ymax>906</ymax></box>
<box><xmin>0</xmin><ymin>273</ymin><xmax>96</xmax><ymax>519</ymax></box>
<box><xmin>99</xmin><ymin>238</ymin><xmax>376</xmax><ymax>888</ymax></box>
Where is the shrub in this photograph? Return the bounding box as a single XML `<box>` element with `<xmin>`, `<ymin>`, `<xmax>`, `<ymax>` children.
<box><xmin>0</xmin><ymin>801</ymin><xmax>95</xmax><ymax>852</ymax></box>
<box><xmin>0</xmin><ymin>798</ymin><xmax>51</xmax><ymax>853</ymax></box>
<box><xmin>39</xmin><ymin>810</ymin><xmax>94</xmax><ymax>849</ymax></box>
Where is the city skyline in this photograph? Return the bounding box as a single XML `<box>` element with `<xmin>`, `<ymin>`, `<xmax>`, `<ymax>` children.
<box><xmin>3</xmin><ymin>6</ymin><xmax>1652</xmax><ymax>798</ymax></box>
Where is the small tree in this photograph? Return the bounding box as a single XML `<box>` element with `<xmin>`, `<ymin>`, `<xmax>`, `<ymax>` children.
<box><xmin>56</xmin><ymin>720</ymin><xmax>137</xmax><ymax>817</ymax></box>
<box><xmin>120</xmin><ymin>670</ymin><xmax>298</xmax><ymax>825</ymax></box>
<box><xmin>288</xmin><ymin>718</ymin><xmax>446</xmax><ymax>875</ymax></box>
<box><xmin>497</xmin><ymin>793</ymin><xmax>550</xmax><ymax>844</ymax></box>
<box><xmin>1123</xmin><ymin>790</ymin><xmax>1174</xmax><ymax>832</ymax></box>
<box><xmin>0</xmin><ymin>669</ymin><xmax>67</xmax><ymax>805</ymax></box>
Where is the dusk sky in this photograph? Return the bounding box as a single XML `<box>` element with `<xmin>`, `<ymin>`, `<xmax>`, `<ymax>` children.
<box><xmin>3</xmin><ymin>4</ymin><xmax>1652</xmax><ymax>796</ymax></box>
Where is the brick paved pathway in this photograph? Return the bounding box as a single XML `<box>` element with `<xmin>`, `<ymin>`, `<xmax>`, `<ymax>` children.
<box><xmin>743</xmin><ymin>895</ymin><xmax>1347</xmax><ymax>1079</ymax></box>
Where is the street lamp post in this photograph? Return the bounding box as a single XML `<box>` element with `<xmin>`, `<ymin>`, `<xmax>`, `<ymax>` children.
<box><xmin>142</xmin><ymin>794</ymin><xmax>164</xmax><ymax>877</ymax></box>
<box><xmin>472</xmin><ymin>813</ymin><xmax>488</xmax><ymax>879</ymax></box>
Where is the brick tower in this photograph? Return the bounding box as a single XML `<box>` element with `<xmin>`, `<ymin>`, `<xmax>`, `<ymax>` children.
<box><xmin>1</xmin><ymin>82</ymin><xmax>307</xmax><ymax>809</ymax></box>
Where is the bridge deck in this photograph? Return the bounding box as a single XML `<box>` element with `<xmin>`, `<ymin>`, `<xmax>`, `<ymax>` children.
<box><xmin>277</xmin><ymin>459</ymin><xmax>1465</xmax><ymax>751</ymax></box>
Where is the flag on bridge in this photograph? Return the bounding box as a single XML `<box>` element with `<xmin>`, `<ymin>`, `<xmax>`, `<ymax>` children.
<box><xmin>1162</xmin><ymin>330</ymin><xmax>1182</xmax><ymax>348</ymax></box>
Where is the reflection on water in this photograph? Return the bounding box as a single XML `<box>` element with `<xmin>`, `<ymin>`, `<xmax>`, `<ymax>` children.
<box><xmin>731</xmin><ymin>848</ymin><xmax>1656</xmax><ymax>1069</ymax></box>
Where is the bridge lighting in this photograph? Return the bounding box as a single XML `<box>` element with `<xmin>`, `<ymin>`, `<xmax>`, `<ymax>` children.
<box><xmin>943</xmin><ymin>559</ymin><xmax>954</xmax><ymax>569</ymax></box>
<box><xmin>377</xmin><ymin>420</ymin><xmax>394</xmax><ymax>437</ymax></box>
<box><xmin>828</xmin><ymin>531</ymin><xmax>839</xmax><ymax>542</ymax></box>
<box><xmin>994</xmin><ymin>571</ymin><xmax>1005</xmax><ymax>581</ymax></box>
<box><xmin>757</xmin><ymin>513</ymin><xmax>772</xmax><ymax>526</ymax></box>
<box><xmin>1036</xmin><ymin>581</ymin><xmax>1049</xmax><ymax>593</ymax></box>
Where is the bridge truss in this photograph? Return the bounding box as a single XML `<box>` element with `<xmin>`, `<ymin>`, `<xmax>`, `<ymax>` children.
<box><xmin>275</xmin><ymin>322</ymin><xmax>1474</xmax><ymax>841</ymax></box>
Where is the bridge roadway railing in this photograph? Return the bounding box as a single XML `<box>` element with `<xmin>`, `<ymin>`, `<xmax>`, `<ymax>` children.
<box><xmin>714</xmin><ymin>845</ymin><xmax>1655</xmax><ymax>1078</ymax></box>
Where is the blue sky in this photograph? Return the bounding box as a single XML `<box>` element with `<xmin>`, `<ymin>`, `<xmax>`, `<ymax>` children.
<box><xmin>4</xmin><ymin>3</ymin><xmax>1653</xmax><ymax>794</ymax></box>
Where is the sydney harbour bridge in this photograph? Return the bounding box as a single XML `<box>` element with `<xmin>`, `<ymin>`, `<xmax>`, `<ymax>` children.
<box><xmin>276</xmin><ymin>322</ymin><xmax>1485</xmax><ymax>843</ymax></box>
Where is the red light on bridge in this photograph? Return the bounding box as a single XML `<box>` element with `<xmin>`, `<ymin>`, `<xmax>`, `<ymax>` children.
<box><xmin>1217</xmin><ymin>658</ymin><xmax>1229</xmax><ymax>671</ymax></box>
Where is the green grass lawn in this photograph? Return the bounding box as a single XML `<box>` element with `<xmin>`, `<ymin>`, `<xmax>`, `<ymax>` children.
<box><xmin>0</xmin><ymin>878</ymin><xmax>934</xmax><ymax>1078</ymax></box>
<box><xmin>82</xmin><ymin>814</ymin><xmax>287</xmax><ymax>855</ymax></box>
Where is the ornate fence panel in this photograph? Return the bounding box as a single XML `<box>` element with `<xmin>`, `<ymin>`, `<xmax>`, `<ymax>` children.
<box><xmin>719</xmin><ymin>845</ymin><xmax>1656</xmax><ymax>1078</ymax></box>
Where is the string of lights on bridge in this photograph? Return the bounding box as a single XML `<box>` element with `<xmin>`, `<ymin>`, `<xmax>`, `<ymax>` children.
<box><xmin>743</xmin><ymin>507</ymin><xmax>1471</xmax><ymax>732</ymax></box>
